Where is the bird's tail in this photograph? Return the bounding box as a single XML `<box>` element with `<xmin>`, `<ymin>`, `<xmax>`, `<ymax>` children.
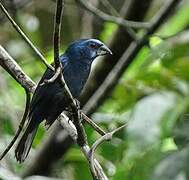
<box><xmin>15</xmin><ymin>119</ymin><xmax>38</xmax><ymax>163</ymax></box>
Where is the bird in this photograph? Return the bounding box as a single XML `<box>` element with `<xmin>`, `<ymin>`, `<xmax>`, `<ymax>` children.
<box><xmin>15</xmin><ymin>39</ymin><xmax>112</xmax><ymax>162</ymax></box>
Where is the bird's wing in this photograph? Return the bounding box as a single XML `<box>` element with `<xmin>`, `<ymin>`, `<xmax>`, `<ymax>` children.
<box><xmin>29</xmin><ymin>57</ymin><xmax>69</xmax><ymax>123</ymax></box>
<box><xmin>29</xmin><ymin>68</ymin><xmax>54</xmax><ymax>116</ymax></box>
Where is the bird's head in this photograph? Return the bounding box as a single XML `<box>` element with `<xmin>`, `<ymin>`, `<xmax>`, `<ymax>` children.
<box><xmin>65</xmin><ymin>39</ymin><xmax>112</xmax><ymax>63</ymax></box>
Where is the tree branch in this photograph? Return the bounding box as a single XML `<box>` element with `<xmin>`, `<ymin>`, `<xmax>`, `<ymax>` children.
<box><xmin>101</xmin><ymin>0</ymin><xmax>120</xmax><ymax>17</ymax></box>
<box><xmin>0</xmin><ymin>45</ymin><xmax>35</xmax><ymax>92</ymax></box>
<box><xmin>100</xmin><ymin>0</ymin><xmax>138</xmax><ymax>41</ymax></box>
<box><xmin>82</xmin><ymin>112</ymin><xmax>106</xmax><ymax>136</ymax></box>
<box><xmin>76</xmin><ymin>0</ymin><xmax>150</xmax><ymax>29</ymax></box>
<box><xmin>53</xmin><ymin>0</ymin><xmax>64</xmax><ymax>70</ymax></box>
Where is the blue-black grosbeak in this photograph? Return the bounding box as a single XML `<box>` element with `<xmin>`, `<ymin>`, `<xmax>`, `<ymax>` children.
<box><xmin>15</xmin><ymin>39</ymin><xmax>112</xmax><ymax>162</ymax></box>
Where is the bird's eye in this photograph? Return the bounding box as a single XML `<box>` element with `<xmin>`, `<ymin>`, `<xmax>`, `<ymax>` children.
<box><xmin>89</xmin><ymin>43</ymin><xmax>96</xmax><ymax>49</ymax></box>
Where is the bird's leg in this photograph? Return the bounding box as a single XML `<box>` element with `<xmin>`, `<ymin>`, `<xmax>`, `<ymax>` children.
<box><xmin>73</xmin><ymin>99</ymin><xmax>106</xmax><ymax>136</ymax></box>
<box><xmin>64</xmin><ymin>99</ymin><xmax>78</xmax><ymax>110</ymax></box>
<box><xmin>67</xmin><ymin>99</ymin><xmax>106</xmax><ymax>136</ymax></box>
<box><xmin>64</xmin><ymin>99</ymin><xmax>81</xmax><ymax>120</ymax></box>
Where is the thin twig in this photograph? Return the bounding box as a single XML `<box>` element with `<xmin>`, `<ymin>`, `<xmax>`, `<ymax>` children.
<box><xmin>89</xmin><ymin>124</ymin><xmax>127</xmax><ymax>178</ymax></box>
<box><xmin>82</xmin><ymin>112</ymin><xmax>106</xmax><ymax>136</ymax></box>
<box><xmin>0</xmin><ymin>89</ymin><xmax>31</xmax><ymax>160</ymax></box>
<box><xmin>76</xmin><ymin>0</ymin><xmax>150</xmax><ymax>29</ymax></box>
<box><xmin>0</xmin><ymin>2</ymin><xmax>54</xmax><ymax>71</ymax></box>
<box><xmin>40</xmin><ymin>0</ymin><xmax>65</xmax><ymax>85</ymax></box>
<box><xmin>53</xmin><ymin>0</ymin><xmax>64</xmax><ymax>70</ymax></box>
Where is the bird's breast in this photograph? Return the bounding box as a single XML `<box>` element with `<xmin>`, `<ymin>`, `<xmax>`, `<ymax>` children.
<box><xmin>63</xmin><ymin>62</ymin><xmax>91</xmax><ymax>98</ymax></box>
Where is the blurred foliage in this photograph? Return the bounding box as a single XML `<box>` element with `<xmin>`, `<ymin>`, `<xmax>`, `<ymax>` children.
<box><xmin>1</xmin><ymin>0</ymin><xmax>189</xmax><ymax>180</ymax></box>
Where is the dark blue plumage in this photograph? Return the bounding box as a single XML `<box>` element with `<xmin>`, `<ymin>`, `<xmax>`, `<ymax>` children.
<box><xmin>15</xmin><ymin>39</ymin><xmax>112</xmax><ymax>162</ymax></box>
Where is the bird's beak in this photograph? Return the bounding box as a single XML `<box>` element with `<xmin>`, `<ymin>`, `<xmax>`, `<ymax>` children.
<box><xmin>97</xmin><ymin>44</ymin><xmax>112</xmax><ymax>56</ymax></box>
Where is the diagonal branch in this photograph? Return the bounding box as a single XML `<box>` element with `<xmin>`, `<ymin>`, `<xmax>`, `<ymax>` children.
<box><xmin>0</xmin><ymin>2</ymin><xmax>53</xmax><ymax>71</ymax></box>
<box><xmin>82</xmin><ymin>112</ymin><xmax>106</xmax><ymax>136</ymax></box>
<box><xmin>0</xmin><ymin>45</ymin><xmax>36</xmax><ymax>92</ymax></box>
